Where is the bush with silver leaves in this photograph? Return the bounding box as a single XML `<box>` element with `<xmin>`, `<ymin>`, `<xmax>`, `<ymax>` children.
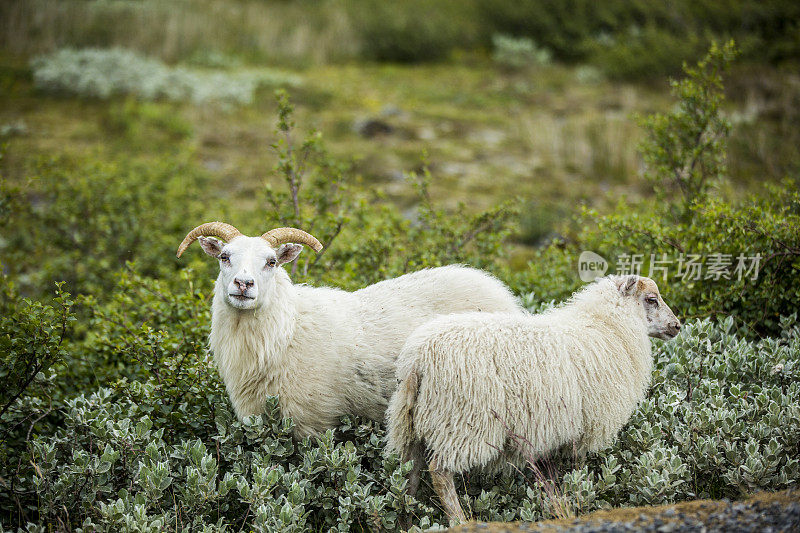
<box><xmin>14</xmin><ymin>270</ymin><xmax>800</xmax><ymax>530</ymax></box>
<box><xmin>31</xmin><ymin>48</ymin><xmax>299</xmax><ymax>106</ymax></box>
<box><xmin>492</xmin><ymin>34</ymin><xmax>552</xmax><ymax>69</ymax></box>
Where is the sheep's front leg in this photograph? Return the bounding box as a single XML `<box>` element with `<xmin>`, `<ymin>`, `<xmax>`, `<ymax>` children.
<box><xmin>429</xmin><ymin>459</ymin><xmax>467</xmax><ymax>525</ymax></box>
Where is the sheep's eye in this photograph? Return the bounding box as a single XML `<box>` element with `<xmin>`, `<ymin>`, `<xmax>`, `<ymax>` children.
<box><xmin>646</xmin><ymin>296</ymin><xmax>658</xmax><ymax>306</ymax></box>
<box><xmin>266</xmin><ymin>259</ymin><xmax>277</xmax><ymax>268</ymax></box>
<box><xmin>220</xmin><ymin>254</ymin><xmax>230</xmax><ymax>264</ymax></box>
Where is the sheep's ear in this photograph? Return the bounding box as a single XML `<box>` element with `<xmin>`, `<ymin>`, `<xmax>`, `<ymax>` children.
<box><xmin>198</xmin><ymin>236</ymin><xmax>224</xmax><ymax>258</ymax></box>
<box><xmin>276</xmin><ymin>243</ymin><xmax>303</xmax><ymax>265</ymax></box>
<box><xmin>617</xmin><ymin>275</ymin><xmax>638</xmax><ymax>296</ymax></box>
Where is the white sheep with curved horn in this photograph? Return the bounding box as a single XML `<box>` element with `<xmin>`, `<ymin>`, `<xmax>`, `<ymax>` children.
<box><xmin>177</xmin><ymin>221</ymin><xmax>523</xmax><ymax>437</ymax></box>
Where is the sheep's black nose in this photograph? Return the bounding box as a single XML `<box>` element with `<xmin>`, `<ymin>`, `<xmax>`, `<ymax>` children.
<box><xmin>234</xmin><ymin>278</ymin><xmax>254</xmax><ymax>291</ymax></box>
<box><xmin>673</xmin><ymin>322</ymin><xmax>681</xmax><ymax>331</ymax></box>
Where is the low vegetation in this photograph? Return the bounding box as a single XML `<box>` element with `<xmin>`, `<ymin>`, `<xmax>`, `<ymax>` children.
<box><xmin>3</xmin><ymin>276</ymin><xmax>798</xmax><ymax>530</ymax></box>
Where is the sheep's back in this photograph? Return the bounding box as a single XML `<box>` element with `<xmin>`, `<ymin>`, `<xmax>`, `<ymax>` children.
<box><xmin>355</xmin><ymin>265</ymin><xmax>522</xmax><ymax>351</ymax></box>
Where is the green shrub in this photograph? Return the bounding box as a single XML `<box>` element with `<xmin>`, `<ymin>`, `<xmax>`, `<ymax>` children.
<box><xmin>577</xmin><ymin>187</ymin><xmax>800</xmax><ymax>335</ymax></box>
<box><xmin>0</xmin><ymin>274</ymin><xmax>75</xmax><ymax>523</ymax></box>
<box><xmin>522</xmin><ymin>42</ymin><xmax>800</xmax><ymax>335</ymax></box>
<box><xmin>9</xmin><ymin>312</ymin><xmax>799</xmax><ymax>530</ymax></box>
<box><xmin>639</xmin><ymin>41</ymin><xmax>736</xmax><ymax>219</ymax></box>
<box><xmin>0</xmin><ymin>153</ymin><xmax>213</xmax><ymax>299</ymax></box>
<box><xmin>72</xmin><ymin>267</ymin><xmax>214</xmax><ymax>396</ymax></box>
<box><xmin>0</xmin><ymin>275</ymin><xmax>74</xmax><ymax>445</ymax></box>
<box><xmin>492</xmin><ymin>34</ymin><xmax>552</xmax><ymax>70</ymax></box>
<box><xmin>350</xmin><ymin>0</ymin><xmax>480</xmax><ymax>63</ymax></box>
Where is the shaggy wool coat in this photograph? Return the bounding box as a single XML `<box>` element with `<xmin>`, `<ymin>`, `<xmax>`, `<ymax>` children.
<box><xmin>387</xmin><ymin>276</ymin><xmax>654</xmax><ymax>472</ymax></box>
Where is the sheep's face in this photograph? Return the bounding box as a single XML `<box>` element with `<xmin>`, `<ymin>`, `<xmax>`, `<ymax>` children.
<box><xmin>618</xmin><ymin>275</ymin><xmax>681</xmax><ymax>340</ymax></box>
<box><xmin>198</xmin><ymin>235</ymin><xmax>302</xmax><ymax>310</ymax></box>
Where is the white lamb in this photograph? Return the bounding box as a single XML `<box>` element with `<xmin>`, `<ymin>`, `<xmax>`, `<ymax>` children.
<box><xmin>177</xmin><ymin>221</ymin><xmax>523</xmax><ymax>437</ymax></box>
<box><xmin>386</xmin><ymin>274</ymin><xmax>681</xmax><ymax>523</ymax></box>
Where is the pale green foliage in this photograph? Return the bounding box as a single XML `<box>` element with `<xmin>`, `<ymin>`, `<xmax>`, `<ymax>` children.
<box><xmin>16</xmin><ymin>302</ymin><xmax>800</xmax><ymax>530</ymax></box>
<box><xmin>28</xmin><ymin>389</ymin><xmax>430</xmax><ymax>531</ymax></box>
<box><xmin>492</xmin><ymin>34</ymin><xmax>552</xmax><ymax>69</ymax></box>
<box><xmin>31</xmin><ymin>48</ymin><xmax>299</xmax><ymax>105</ymax></box>
<box><xmin>0</xmin><ymin>154</ymin><xmax>212</xmax><ymax>299</ymax></box>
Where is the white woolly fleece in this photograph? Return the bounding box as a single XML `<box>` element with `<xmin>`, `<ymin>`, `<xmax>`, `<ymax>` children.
<box><xmin>209</xmin><ymin>265</ymin><xmax>522</xmax><ymax>437</ymax></box>
<box><xmin>386</xmin><ymin>276</ymin><xmax>656</xmax><ymax>473</ymax></box>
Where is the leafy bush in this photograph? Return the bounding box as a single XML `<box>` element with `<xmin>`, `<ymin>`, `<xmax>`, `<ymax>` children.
<box><xmin>0</xmin><ymin>153</ymin><xmax>213</xmax><ymax>299</ymax></box>
<box><xmin>639</xmin><ymin>41</ymin><xmax>736</xmax><ymax>218</ymax></box>
<box><xmin>578</xmin><ymin>186</ymin><xmax>800</xmax><ymax>335</ymax></box>
<box><xmin>524</xmin><ymin>43</ymin><xmax>800</xmax><ymax>335</ymax></box>
<box><xmin>31</xmin><ymin>48</ymin><xmax>299</xmax><ymax>105</ymax></box>
<box><xmin>8</xmin><ymin>302</ymin><xmax>799</xmax><ymax>529</ymax></box>
<box><xmin>350</xmin><ymin>0</ymin><xmax>481</xmax><ymax>63</ymax></box>
<box><xmin>492</xmin><ymin>34</ymin><xmax>552</xmax><ymax>70</ymax></box>
<box><xmin>0</xmin><ymin>275</ymin><xmax>74</xmax><ymax>455</ymax></box>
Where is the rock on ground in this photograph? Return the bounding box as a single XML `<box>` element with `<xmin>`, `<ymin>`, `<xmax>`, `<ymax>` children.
<box><xmin>451</xmin><ymin>490</ymin><xmax>800</xmax><ymax>533</ymax></box>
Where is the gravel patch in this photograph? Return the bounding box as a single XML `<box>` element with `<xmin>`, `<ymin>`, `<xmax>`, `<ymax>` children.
<box><xmin>451</xmin><ymin>490</ymin><xmax>800</xmax><ymax>533</ymax></box>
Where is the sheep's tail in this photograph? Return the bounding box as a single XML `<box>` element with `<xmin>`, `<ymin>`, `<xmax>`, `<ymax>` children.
<box><xmin>386</xmin><ymin>363</ymin><xmax>422</xmax><ymax>464</ymax></box>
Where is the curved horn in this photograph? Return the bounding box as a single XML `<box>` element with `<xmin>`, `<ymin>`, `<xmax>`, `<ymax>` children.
<box><xmin>261</xmin><ymin>227</ymin><xmax>323</xmax><ymax>253</ymax></box>
<box><xmin>176</xmin><ymin>222</ymin><xmax>243</xmax><ymax>258</ymax></box>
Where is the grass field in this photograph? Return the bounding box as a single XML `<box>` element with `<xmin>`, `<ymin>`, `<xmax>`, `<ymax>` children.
<box><xmin>2</xmin><ymin>50</ymin><xmax>797</xmax><ymax>251</ymax></box>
